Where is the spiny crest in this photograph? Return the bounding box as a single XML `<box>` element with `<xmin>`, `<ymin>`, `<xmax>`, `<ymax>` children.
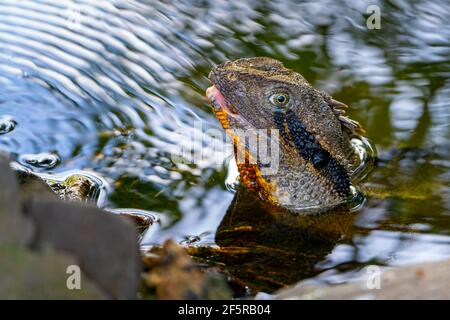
<box><xmin>325</xmin><ymin>94</ymin><xmax>365</xmax><ymax>136</ymax></box>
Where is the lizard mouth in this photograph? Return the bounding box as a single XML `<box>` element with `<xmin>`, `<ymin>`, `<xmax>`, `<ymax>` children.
<box><xmin>206</xmin><ymin>85</ymin><xmax>236</xmax><ymax>115</ymax></box>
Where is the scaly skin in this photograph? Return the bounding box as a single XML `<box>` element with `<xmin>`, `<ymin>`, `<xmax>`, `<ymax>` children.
<box><xmin>206</xmin><ymin>57</ymin><xmax>365</xmax><ymax>212</ymax></box>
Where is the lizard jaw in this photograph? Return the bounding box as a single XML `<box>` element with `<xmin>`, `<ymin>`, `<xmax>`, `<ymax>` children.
<box><xmin>206</xmin><ymin>85</ymin><xmax>236</xmax><ymax>115</ymax></box>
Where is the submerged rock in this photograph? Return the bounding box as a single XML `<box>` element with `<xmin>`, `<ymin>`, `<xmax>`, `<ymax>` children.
<box><xmin>274</xmin><ymin>259</ymin><xmax>450</xmax><ymax>300</ymax></box>
<box><xmin>0</xmin><ymin>153</ymin><xmax>34</xmax><ymax>246</ymax></box>
<box><xmin>50</xmin><ymin>174</ymin><xmax>103</xmax><ymax>203</ymax></box>
<box><xmin>25</xmin><ymin>197</ymin><xmax>142</xmax><ymax>299</ymax></box>
<box><xmin>1</xmin><ymin>246</ymin><xmax>106</xmax><ymax>299</ymax></box>
<box><xmin>142</xmin><ymin>240</ymin><xmax>232</xmax><ymax>300</ymax></box>
<box><xmin>0</xmin><ymin>153</ymin><xmax>142</xmax><ymax>299</ymax></box>
<box><xmin>0</xmin><ymin>153</ymin><xmax>105</xmax><ymax>298</ymax></box>
<box><xmin>12</xmin><ymin>162</ymin><xmax>106</xmax><ymax>205</ymax></box>
<box><xmin>107</xmin><ymin>208</ymin><xmax>159</xmax><ymax>240</ymax></box>
<box><xmin>12</xmin><ymin>158</ymin><xmax>155</xmax><ymax>242</ymax></box>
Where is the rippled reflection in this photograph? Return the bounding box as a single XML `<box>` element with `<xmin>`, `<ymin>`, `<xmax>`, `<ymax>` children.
<box><xmin>0</xmin><ymin>0</ymin><xmax>449</xmax><ymax>294</ymax></box>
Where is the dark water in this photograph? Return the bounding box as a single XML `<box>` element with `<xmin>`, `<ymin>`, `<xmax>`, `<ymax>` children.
<box><xmin>0</xmin><ymin>0</ymin><xmax>449</xmax><ymax>295</ymax></box>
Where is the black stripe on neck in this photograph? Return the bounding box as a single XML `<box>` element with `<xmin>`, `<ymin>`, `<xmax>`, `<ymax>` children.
<box><xmin>274</xmin><ymin>109</ymin><xmax>351</xmax><ymax>197</ymax></box>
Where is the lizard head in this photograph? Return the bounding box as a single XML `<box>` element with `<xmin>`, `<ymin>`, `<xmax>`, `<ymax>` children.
<box><xmin>207</xmin><ymin>57</ymin><xmax>365</xmax><ymax>212</ymax></box>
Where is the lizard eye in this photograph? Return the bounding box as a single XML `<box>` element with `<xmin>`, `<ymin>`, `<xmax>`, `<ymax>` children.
<box><xmin>269</xmin><ymin>93</ymin><xmax>289</xmax><ymax>106</ymax></box>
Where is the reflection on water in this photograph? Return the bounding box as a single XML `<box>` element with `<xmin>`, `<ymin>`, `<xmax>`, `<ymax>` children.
<box><xmin>0</xmin><ymin>0</ymin><xmax>449</xmax><ymax>294</ymax></box>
